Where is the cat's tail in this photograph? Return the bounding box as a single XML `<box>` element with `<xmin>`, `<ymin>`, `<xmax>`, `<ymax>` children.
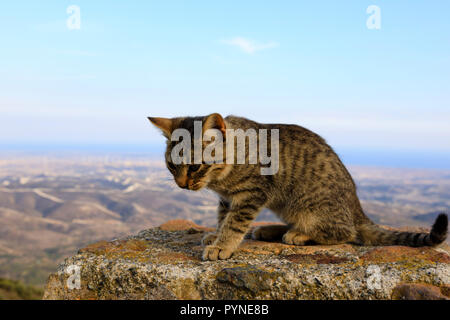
<box><xmin>356</xmin><ymin>213</ymin><xmax>448</xmax><ymax>247</ymax></box>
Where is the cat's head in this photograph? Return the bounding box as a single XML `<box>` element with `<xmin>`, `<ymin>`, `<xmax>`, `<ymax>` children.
<box><xmin>148</xmin><ymin>113</ymin><xmax>229</xmax><ymax>191</ymax></box>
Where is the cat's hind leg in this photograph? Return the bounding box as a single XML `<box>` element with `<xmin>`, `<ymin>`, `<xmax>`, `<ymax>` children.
<box><xmin>282</xmin><ymin>229</ymin><xmax>312</xmax><ymax>245</ymax></box>
<box><xmin>281</xmin><ymin>224</ymin><xmax>354</xmax><ymax>246</ymax></box>
<box><xmin>297</xmin><ymin>209</ymin><xmax>357</xmax><ymax>245</ymax></box>
<box><xmin>251</xmin><ymin>224</ymin><xmax>290</xmax><ymax>241</ymax></box>
<box><xmin>309</xmin><ymin>223</ymin><xmax>356</xmax><ymax>245</ymax></box>
<box><xmin>282</xmin><ymin>204</ymin><xmax>357</xmax><ymax>245</ymax></box>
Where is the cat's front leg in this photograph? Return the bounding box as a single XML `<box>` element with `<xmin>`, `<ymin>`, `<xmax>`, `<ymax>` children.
<box><xmin>202</xmin><ymin>194</ymin><xmax>266</xmax><ymax>260</ymax></box>
<box><xmin>202</xmin><ymin>198</ymin><xmax>230</xmax><ymax>246</ymax></box>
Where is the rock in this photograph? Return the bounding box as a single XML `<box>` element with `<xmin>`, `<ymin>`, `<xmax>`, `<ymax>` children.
<box><xmin>43</xmin><ymin>220</ymin><xmax>450</xmax><ymax>300</ymax></box>
<box><xmin>392</xmin><ymin>283</ymin><xmax>449</xmax><ymax>300</ymax></box>
<box><xmin>216</xmin><ymin>266</ymin><xmax>280</xmax><ymax>295</ymax></box>
<box><xmin>361</xmin><ymin>246</ymin><xmax>450</xmax><ymax>264</ymax></box>
<box><xmin>159</xmin><ymin>219</ymin><xmax>214</xmax><ymax>232</ymax></box>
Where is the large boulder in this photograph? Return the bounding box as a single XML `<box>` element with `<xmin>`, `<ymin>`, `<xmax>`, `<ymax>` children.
<box><xmin>43</xmin><ymin>220</ymin><xmax>450</xmax><ymax>300</ymax></box>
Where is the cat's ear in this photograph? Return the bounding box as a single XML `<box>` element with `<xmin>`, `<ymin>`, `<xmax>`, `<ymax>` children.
<box><xmin>148</xmin><ymin>117</ymin><xmax>173</xmax><ymax>139</ymax></box>
<box><xmin>203</xmin><ymin>113</ymin><xmax>226</xmax><ymax>137</ymax></box>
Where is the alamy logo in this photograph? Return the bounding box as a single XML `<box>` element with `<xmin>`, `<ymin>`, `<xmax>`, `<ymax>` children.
<box><xmin>67</xmin><ymin>5</ymin><xmax>81</xmax><ymax>30</ymax></box>
<box><xmin>366</xmin><ymin>5</ymin><xmax>381</xmax><ymax>30</ymax></box>
<box><xmin>66</xmin><ymin>264</ymin><xmax>81</xmax><ymax>290</ymax></box>
<box><xmin>170</xmin><ymin>121</ymin><xmax>279</xmax><ymax>175</ymax></box>
<box><xmin>366</xmin><ymin>265</ymin><xmax>382</xmax><ymax>290</ymax></box>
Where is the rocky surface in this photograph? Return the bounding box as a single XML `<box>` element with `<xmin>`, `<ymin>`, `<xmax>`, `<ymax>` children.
<box><xmin>43</xmin><ymin>220</ymin><xmax>450</xmax><ymax>300</ymax></box>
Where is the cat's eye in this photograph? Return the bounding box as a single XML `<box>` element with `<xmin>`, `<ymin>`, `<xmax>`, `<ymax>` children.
<box><xmin>167</xmin><ymin>161</ymin><xmax>176</xmax><ymax>171</ymax></box>
<box><xmin>189</xmin><ymin>164</ymin><xmax>201</xmax><ymax>173</ymax></box>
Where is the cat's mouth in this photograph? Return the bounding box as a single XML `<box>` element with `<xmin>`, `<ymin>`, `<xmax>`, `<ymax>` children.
<box><xmin>188</xmin><ymin>181</ymin><xmax>206</xmax><ymax>191</ymax></box>
<box><xmin>174</xmin><ymin>176</ymin><xmax>207</xmax><ymax>191</ymax></box>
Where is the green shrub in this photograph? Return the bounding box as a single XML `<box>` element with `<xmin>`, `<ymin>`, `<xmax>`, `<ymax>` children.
<box><xmin>0</xmin><ymin>278</ymin><xmax>44</xmax><ymax>300</ymax></box>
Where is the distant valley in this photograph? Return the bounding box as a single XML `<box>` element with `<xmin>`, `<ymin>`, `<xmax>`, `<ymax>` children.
<box><xmin>0</xmin><ymin>154</ymin><xmax>448</xmax><ymax>287</ymax></box>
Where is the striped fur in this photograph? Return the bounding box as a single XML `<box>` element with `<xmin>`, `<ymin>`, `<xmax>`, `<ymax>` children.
<box><xmin>149</xmin><ymin>114</ymin><xmax>449</xmax><ymax>260</ymax></box>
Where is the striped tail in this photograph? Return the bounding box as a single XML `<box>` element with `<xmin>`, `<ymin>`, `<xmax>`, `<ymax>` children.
<box><xmin>357</xmin><ymin>213</ymin><xmax>448</xmax><ymax>247</ymax></box>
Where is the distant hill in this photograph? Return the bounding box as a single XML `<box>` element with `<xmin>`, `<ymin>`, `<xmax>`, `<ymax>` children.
<box><xmin>412</xmin><ymin>211</ymin><xmax>447</xmax><ymax>224</ymax></box>
<box><xmin>0</xmin><ymin>156</ymin><xmax>448</xmax><ymax>287</ymax></box>
<box><xmin>0</xmin><ymin>278</ymin><xmax>43</xmax><ymax>300</ymax></box>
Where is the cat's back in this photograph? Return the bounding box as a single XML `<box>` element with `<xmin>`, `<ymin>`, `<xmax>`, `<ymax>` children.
<box><xmin>224</xmin><ymin>115</ymin><xmax>353</xmax><ymax>188</ymax></box>
<box><xmin>224</xmin><ymin>115</ymin><xmax>327</xmax><ymax>146</ymax></box>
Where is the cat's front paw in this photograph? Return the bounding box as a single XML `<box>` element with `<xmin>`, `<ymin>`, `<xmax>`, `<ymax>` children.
<box><xmin>201</xmin><ymin>233</ymin><xmax>218</xmax><ymax>246</ymax></box>
<box><xmin>202</xmin><ymin>245</ymin><xmax>234</xmax><ymax>261</ymax></box>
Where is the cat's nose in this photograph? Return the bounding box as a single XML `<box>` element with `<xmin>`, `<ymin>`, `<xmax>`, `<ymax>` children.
<box><xmin>175</xmin><ymin>175</ymin><xmax>188</xmax><ymax>189</ymax></box>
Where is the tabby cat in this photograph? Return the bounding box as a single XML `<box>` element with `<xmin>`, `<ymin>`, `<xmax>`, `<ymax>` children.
<box><xmin>148</xmin><ymin>113</ymin><xmax>448</xmax><ymax>261</ymax></box>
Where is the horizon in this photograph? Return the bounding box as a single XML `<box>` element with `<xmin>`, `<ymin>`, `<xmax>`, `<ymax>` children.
<box><xmin>1</xmin><ymin>143</ymin><xmax>450</xmax><ymax>170</ymax></box>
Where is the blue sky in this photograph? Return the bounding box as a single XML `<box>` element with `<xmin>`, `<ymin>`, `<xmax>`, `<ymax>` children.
<box><xmin>0</xmin><ymin>1</ymin><xmax>449</xmax><ymax>166</ymax></box>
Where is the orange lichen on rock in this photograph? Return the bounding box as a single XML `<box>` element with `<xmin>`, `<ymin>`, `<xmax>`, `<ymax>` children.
<box><xmin>361</xmin><ymin>246</ymin><xmax>450</xmax><ymax>264</ymax></box>
<box><xmin>392</xmin><ymin>283</ymin><xmax>449</xmax><ymax>300</ymax></box>
<box><xmin>79</xmin><ymin>239</ymin><xmax>150</xmax><ymax>261</ymax></box>
<box><xmin>159</xmin><ymin>219</ymin><xmax>214</xmax><ymax>232</ymax></box>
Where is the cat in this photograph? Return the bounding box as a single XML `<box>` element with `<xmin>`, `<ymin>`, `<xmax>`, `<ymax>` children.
<box><xmin>148</xmin><ymin>113</ymin><xmax>448</xmax><ymax>261</ymax></box>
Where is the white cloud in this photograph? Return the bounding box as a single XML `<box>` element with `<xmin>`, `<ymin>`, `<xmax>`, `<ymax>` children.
<box><xmin>221</xmin><ymin>37</ymin><xmax>279</xmax><ymax>54</ymax></box>
<box><xmin>60</xmin><ymin>50</ymin><xmax>98</xmax><ymax>57</ymax></box>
